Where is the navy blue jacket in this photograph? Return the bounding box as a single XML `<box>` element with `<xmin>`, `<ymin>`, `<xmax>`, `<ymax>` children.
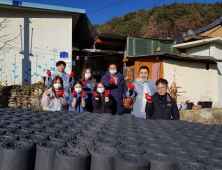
<box><xmin>101</xmin><ymin>71</ymin><xmax>128</xmax><ymax>115</ymax></box>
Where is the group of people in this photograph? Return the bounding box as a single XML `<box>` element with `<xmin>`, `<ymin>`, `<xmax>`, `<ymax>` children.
<box><xmin>42</xmin><ymin>60</ymin><xmax>179</xmax><ymax>120</ymax></box>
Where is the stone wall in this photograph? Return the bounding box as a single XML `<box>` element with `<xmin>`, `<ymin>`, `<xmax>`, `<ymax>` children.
<box><xmin>180</xmin><ymin>108</ymin><xmax>222</xmax><ymax>124</ymax></box>
<box><xmin>0</xmin><ymin>82</ymin><xmax>47</xmax><ymax>110</ymax></box>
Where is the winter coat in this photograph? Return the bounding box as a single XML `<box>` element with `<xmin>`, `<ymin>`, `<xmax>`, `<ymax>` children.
<box><xmin>41</xmin><ymin>88</ymin><xmax>69</xmax><ymax>111</ymax></box>
<box><xmin>83</xmin><ymin>80</ymin><xmax>97</xmax><ymax>112</ymax></box>
<box><xmin>126</xmin><ymin>78</ymin><xmax>156</xmax><ymax>119</ymax></box>
<box><xmin>92</xmin><ymin>94</ymin><xmax>114</xmax><ymax>114</ymax></box>
<box><xmin>145</xmin><ymin>92</ymin><xmax>180</xmax><ymax>120</ymax></box>
<box><xmin>45</xmin><ymin>71</ymin><xmax>74</xmax><ymax>91</ymax></box>
<box><xmin>101</xmin><ymin>71</ymin><xmax>128</xmax><ymax>115</ymax></box>
<box><xmin>67</xmin><ymin>92</ymin><xmax>88</xmax><ymax>112</ymax></box>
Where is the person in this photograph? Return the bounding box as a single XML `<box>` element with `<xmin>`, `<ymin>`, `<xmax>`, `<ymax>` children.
<box><xmin>41</xmin><ymin>76</ymin><xmax>69</xmax><ymax>111</ymax></box>
<box><xmin>81</xmin><ymin>67</ymin><xmax>97</xmax><ymax>112</ymax></box>
<box><xmin>101</xmin><ymin>63</ymin><xmax>128</xmax><ymax>115</ymax></box>
<box><xmin>45</xmin><ymin>61</ymin><xmax>74</xmax><ymax>91</ymax></box>
<box><xmin>145</xmin><ymin>78</ymin><xmax>180</xmax><ymax>120</ymax></box>
<box><xmin>67</xmin><ymin>80</ymin><xmax>88</xmax><ymax>112</ymax></box>
<box><xmin>127</xmin><ymin>66</ymin><xmax>156</xmax><ymax>119</ymax></box>
<box><xmin>92</xmin><ymin>82</ymin><xmax>114</xmax><ymax>114</ymax></box>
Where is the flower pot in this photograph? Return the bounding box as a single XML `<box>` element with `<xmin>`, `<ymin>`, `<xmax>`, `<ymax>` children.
<box><xmin>186</xmin><ymin>102</ymin><xmax>194</xmax><ymax>110</ymax></box>
<box><xmin>192</xmin><ymin>105</ymin><xmax>202</xmax><ymax>110</ymax></box>
<box><xmin>206</xmin><ymin>101</ymin><xmax>213</xmax><ymax>108</ymax></box>
<box><xmin>197</xmin><ymin>101</ymin><xmax>207</xmax><ymax>109</ymax></box>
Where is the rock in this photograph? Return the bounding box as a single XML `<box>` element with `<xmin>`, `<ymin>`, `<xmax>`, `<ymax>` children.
<box><xmin>180</xmin><ymin>108</ymin><xmax>222</xmax><ymax>124</ymax></box>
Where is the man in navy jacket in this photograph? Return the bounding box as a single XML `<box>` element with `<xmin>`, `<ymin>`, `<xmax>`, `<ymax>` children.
<box><xmin>101</xmin><ymin>63</ymin><xmax>128</xmax><ymax>115</ymax></box>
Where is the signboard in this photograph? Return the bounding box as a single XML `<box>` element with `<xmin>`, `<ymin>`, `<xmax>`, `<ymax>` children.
<box><xmin>60</xmin><ymin>51</ymin><xmax>68</xmax><ymax>58</ymax></box>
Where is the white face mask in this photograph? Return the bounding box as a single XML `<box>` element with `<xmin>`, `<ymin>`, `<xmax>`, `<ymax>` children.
<box><xmin>53</xmin><ymin>83</ymin><xmax>62</xmax><ymax>89</ymax></box>
<box><xmin>85</xmin><ymin>73</ymin><xmax>91</xmax><ymax>79</ymax></box>
<box><xmin>97</xmin><ymin>88</ymin><xmax>105</xmax><ymax>93</ymax></box>
<box><xmin>110</xmin><ymin>70</ymin><xmax>117</xmax><ymax>75</ymax></box>
<box><xmin>75</xmin><ymin>88</ymin><xmax>82</xmax><ymax>93</ymax></box>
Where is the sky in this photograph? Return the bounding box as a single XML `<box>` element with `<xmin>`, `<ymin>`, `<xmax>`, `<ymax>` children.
<box><xmin>22</xmin><ymin>0</ymin><xmax>220</xmax><ymax>25</ymax></box>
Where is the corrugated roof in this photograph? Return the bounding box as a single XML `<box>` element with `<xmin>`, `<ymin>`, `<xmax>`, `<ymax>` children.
<box><xmin>0</xmin><ymin>0</ymin><xmax>85</xmax><ymax>14</ymax></box>
<box><xmin>129</xmin><ymin>52</ymin><xmax>222</xmax><ymax>63</ymax></box>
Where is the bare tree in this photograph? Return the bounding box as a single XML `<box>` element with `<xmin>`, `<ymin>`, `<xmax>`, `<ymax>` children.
<box><xmin>0</xmin><ymin>18</ymin><xmax>21</xmax><ymax>56</ymax></box>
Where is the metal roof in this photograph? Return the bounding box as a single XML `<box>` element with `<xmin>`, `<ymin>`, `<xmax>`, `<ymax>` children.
<box><xmin>98</xmin><ymin>33</ymin><xmax>128</xmax><ymax>42</ymax></box>
<box><xmin>174</xmin><ymin>37</ymin><xmax>222</xmax><ymax>49</ymax></box>
<box><xmin>0</xmin><ymin>0</ymin><xmax>85</xmax><ymax>14</ymax></box>
<box><xmin>128</xmin><ymin>52</ymin><xmax>222</xmax><ymax>63</ymax></box>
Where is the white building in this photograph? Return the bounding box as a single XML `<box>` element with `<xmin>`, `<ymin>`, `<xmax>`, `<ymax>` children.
<box><xmin>0</xmin><ymin>0</ymin><xmax>98</xmax><ymax>85</ymax></box>
<box><xmin>174</xmin><ymin>15</ymin><xmax>222</xmax><ymax>107</ymax></box>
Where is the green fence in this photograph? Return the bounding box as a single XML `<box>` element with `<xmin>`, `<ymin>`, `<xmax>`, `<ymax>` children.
<box><xmin>127</xmin><ymin>37</ymin><xmax>180</xmax><ymax>57</ymax></box>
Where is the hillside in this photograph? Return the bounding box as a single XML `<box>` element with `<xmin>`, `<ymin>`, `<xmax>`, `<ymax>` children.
<box><xmin>93</xmin><ymin>2</ymin><xmax>222</xmax><ymax>39</ymax></box>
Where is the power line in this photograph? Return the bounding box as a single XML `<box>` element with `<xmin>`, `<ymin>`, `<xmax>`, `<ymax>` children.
<box><xmin>87</xmin><ymin>0</ymin><xmax>125</xmax><ymax>15</ymax></box>
<box><xmin>144</xmin><ymin>0</ymin><xmax>164</xmax><ymax>9</ymax></box>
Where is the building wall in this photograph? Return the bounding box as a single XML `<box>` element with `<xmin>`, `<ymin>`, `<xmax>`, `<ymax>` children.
<box><xmin>200</xmin><ymin>25</ymin><xmax>222</xmax><ymax>38</ymax></box>
<box><xmin>163</xmin><ymin>59</ymin><xmax>218</xmax><ymax>107</ymax></box>
<box><xmin>0</xmin><ymin>7</ymin><xmax>73</xmax><ymax>85</ymax></box>
<box><xmin>186</xmin><ymin>42</ymin><xmax>222</xmax><ymax>107</ymax></box>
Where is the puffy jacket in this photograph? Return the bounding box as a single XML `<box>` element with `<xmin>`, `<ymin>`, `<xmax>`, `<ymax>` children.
<box><xmin>101</xmin><ymin>71</ymin><xmax>128</xmax><ymax>115</ymax></box>
<box><xmin>145</xmin><ymin>92</ymin><xmax>180</xmax><ymax>120</ymax></box>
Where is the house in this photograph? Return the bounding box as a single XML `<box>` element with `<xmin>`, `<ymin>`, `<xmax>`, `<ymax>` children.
<box><xmin>174</xmin><ymin>15</ymin><xmax>222</xmax><ymax>107</ymax></box>
<box><xmin>122</xmin><ymin>37</ymin><xmax>221</xmax><ymax>107</ymax></box>
<box><xmin>0</xmin><ymin>0</ymin><xmax>98</xmax><ymax>85</ymax></box>
<box><xmin>72</xmin><ymin>33</ymin><xmax>127</xmax><ymax>81</ymax></box>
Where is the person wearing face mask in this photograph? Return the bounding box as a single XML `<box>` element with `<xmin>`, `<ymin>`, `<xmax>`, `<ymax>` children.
<box><xmin>45</xmin><ymin>61</ymin><xmax>75</xmax><ymax>92</ymax></box>
<box><xmin>145</xmin><ymin>78</ymin><xmax>180</xmax><ymax>120</ymax></box>
<box><xmin>67</xmin><ymin>80</ymin><xmax>88</xmax><ymax>112</ymax></box>
<box><xmin>101</xmin><ymin>63</ymin><xmax>128</xmax><ymax>115</ymax></box>
<box><xmin>126</xmin><ymin>66</ymin><xmax>156</xmax><ymax>119</ymax></box>
<box><xmin>92</xmin><ymin>82</ymin><xmax>114</xmax><ymax>114</ymax></box>
<box><xmin>41</xmin><ymin>76</ymin><xmax>69</xmax><ymax>111</ymax></box>
<box><xmin>81</xmin><ymin>67</ymin><xmax>97</xmax><ymax>112</ymax></box>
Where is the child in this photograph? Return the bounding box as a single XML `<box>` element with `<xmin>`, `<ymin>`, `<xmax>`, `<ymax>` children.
<box><xmin>126</xmin><ymin>66</ymin><xmax>156</xmax><ymax>119</ymax></box>
<box><xmin>92</xmin><ymin>82</ymin><xmax>113</xmax><ymax>114</ymax></box>
<box><xmin>41</xmin><ymin>76</ymin><xmax>68</xmax><ymax>111</ymax></box>
<box><xmin>67</xmin><ymin>80</ymin><xmax>88</xmax><ymax>112</ymax></box>
<box><xmin>45</xmin><ymin>61</ymin><xmax>74</xmax><ymax>91</ymax></box>
<box><xmin>145</xmin><ymin>78</ymin><xmax>180</xmax><ymax>120</ymax></box>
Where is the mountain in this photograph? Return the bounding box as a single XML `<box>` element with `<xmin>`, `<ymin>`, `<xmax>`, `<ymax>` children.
<box><xmin>93</xmin><ymin>2</ymin><xmax>222</xmax><ymax>39</ymax></box>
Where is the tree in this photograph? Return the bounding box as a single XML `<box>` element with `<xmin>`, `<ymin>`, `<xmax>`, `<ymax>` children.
<box><xmin>0</xmin><ymin>18</ymin><xmax>20</xmax><ymax>56</ymax></box>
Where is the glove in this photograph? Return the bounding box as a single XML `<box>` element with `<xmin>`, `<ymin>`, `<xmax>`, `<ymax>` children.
<box><xmin>57</xmin><ymin>90</ymin><xmax>64</xmax><ymax>99</ymax></box>
<box><xmin>46</xmin><ymin>69</ymin><xmax>51</xmax><ymax>77</ymax></box>
<box><xmin>72</xmin><ymin>91</ymin><xmax>77</xmax><ymax>98</ymax></box>
<box><xmin>129</xmin><ymin>83</ymin><xmax>135</xmax><ymax>90</ymax></box>
<box><xmin>93</xmin><ymin>91</ymin><xmax>99</xmax><ymax>99</ymax></box>
<box><xmin>105</xmin><ymin>90</ymin><xmax>110</xmax><ymax>97</ymax></box>
<box><xmin>82</xmin><ymin>81</ymin><xmax>86</xmax><ymax>87</ymax></box>
<box><xmin>145</xmin><ymin>93</ymin><xmax>152</xmax><ymax>103</ymax></box>
<box><xmin>81</xmin><ymin>90</ymin><xmax>87</xmax><ymax>98</ymax></box>
<box><xmin>126</xmin><ymin>99</ymin><xmax>130</xmax><ymax>107</ymax></box>
<box><xmin>110</xmin><ymin>76</ymin><xmax>115</xmax><ymax>84</ymax></box>
<box><xmin>69</xmin><ymin>72</ymin><xmax>74</xmax><ymax>78</ymax></box>
<box><xmin>129</xmin><ymin>83</ymin><xmax>135</xmax><ymax>96</ymax></box>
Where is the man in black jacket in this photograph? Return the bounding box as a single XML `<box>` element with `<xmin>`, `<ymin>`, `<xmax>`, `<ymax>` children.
<box><xmin>145</xmin><ymin>78</ymin><xmax>180</xmax><ymax>120</ymax></box>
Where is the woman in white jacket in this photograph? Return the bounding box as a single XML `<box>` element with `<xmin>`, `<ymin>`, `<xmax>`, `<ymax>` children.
<box><xmin>41</xmin><ymin>76</ymin><xmax>69</xmax><ymax>111</ymax></box>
